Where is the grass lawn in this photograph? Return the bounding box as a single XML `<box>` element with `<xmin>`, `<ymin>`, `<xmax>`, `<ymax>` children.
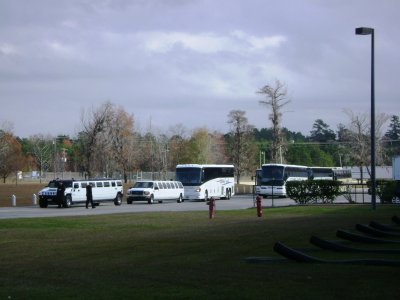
<box><xmin>0</xmin><ymin>205</ymin><xmax>399</xmax><ymax>299</ymax></box>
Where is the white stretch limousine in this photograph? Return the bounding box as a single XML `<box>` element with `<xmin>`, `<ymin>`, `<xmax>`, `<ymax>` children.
<box><xmin>38</xmin><ymin>179</ymin><xmax>124</xmax><ymax>208</ymax></box>
<box><xmin>127</xmin><ymin>180</ymin><xmax>184</xmax><ymax>204</ymax></box>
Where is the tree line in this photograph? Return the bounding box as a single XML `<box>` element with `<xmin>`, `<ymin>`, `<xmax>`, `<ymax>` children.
<box><xmin>1</xmin><ymin>84</ymin><xmax>399</xmax><ymax>184</ymax></box>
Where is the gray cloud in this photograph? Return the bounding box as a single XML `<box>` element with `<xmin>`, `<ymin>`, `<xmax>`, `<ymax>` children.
<box><xmin>0</xmin><ymin>0</ymin><xmax>398</xmax><ymax>137</ymax></box>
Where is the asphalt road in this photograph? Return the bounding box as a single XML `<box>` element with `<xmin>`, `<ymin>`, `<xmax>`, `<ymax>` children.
<box><xmin>0</xmin><ymin>194</ymin><xmax>374</xmax><ymax>220</ymax></box>
<box><xmin>0</xmin><ymin>195</ymin><xmax>299</xmax><ymax>219</ymax></box>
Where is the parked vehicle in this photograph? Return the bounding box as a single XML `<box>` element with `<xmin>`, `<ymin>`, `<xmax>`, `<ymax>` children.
<box><xmin>255</xmin><ymin>164</ymin><xmax>309</xmax><ymax>198</ymax></box>
<box><xmin>175</xmin><ymin>164</ymin><xmax>235</xmax><ymax>201</ymax></box>
<box><xmin>127</xmin><ymin>180</ymin><xmax>184</xmax><ymax>204</ymax></box>
<box><xmin>38</xmin><ymin>179</ymin><xmax>123</xmax><ymax>208</ymax></box>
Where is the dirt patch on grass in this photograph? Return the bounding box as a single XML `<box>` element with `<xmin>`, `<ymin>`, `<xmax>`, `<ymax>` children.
<box><xmin>0</xmin><ymin>183</ymin><xmax>45</xmax><ymax>207</ymax></box>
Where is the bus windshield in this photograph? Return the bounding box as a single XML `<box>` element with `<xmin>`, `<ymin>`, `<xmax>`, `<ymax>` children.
<box><xmin>260</xmin><ymin>165</ymin><xmax>285</xmax><ymax>186</ymax></box>
<box><xmin>176</xmin><ymin>168</ymin><xmax>202</xmax><ymax>185</ymax></box>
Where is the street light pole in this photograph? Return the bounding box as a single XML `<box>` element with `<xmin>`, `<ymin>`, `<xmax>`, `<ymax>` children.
<box><xmin>355</xmin><ymin>27</ymin><xmax>376</xmax><ymax>210</ymax></box>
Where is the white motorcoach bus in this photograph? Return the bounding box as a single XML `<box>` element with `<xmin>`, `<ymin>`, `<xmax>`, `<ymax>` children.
<box><xmin>175</xmin><ymin>164</ymin><xmax>235</xmax><ymax>201</ymax></box>
<box><xmin>255</xmin><ymin>164</ymin><xmax>309</xmax><ymax>198</ymax></box>
<box><xmin>310</xmin><ymin>167</ymin><xmax>352</xmax><ymax>181</ymax></box>
<box><xmin>38</xmin><ymin>178</ymin><xmax>123</xmax><ymax>208</ymax></box>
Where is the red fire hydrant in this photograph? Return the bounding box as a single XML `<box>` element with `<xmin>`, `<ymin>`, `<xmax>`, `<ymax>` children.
<box><xmin>256</xmin><ymin>195</ymin><xmax>263</xmax><ymax>217</ymax></box>
<box><xmin>207</xmin><ymin>197</ymin><xmax>216</xmax><ymax>219</ymax></box>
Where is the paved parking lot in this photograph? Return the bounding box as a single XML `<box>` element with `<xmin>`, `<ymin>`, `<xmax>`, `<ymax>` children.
<box><xmin>0</xmin><ymin>195</ymin><xmax>300</xmax><ymax>219</ymax></box>
<box><xmin>0</xmin><ymin>194</ymin><xmax>375</xmax><ymax>220</ymax></box>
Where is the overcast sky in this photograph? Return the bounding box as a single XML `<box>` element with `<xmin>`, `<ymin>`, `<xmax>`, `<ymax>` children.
<box><xmin>0</xmin><ymin>0</ymin><xmax>399</xmax><ymax>138</ymax></box>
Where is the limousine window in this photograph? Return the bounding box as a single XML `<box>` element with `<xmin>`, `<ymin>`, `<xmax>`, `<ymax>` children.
<box><xmin>111</xmin><ymin>181</ymin><xmax>116</xmax><ymax>187</ymax></box>
<box><xmin>74</xmin><ymin>183</ymin><xmax>79</xmax><ymax>189</ymax></box>
<box><xmin>117</xmin><ymin>181</ymin><xmax>122</xmax><ymax>187</ymax></box>
<box><xmin>104</xmin><ymin>182</ymin><xmax>110</xmax><ymax>187</ymax></box>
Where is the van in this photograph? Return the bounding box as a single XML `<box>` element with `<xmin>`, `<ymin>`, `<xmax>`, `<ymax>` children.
<box><xmin>127</xmin><ymin>180</ymin><xmax>184</xmax><ymax>204</ymax></box>
<box><xmin>38</xmin><ymin>178</ymin><xmax>123</xmax><ymax>208</ymax></box>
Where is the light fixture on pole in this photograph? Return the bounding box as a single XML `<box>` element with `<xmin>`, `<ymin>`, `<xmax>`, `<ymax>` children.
<box><xmin>355</xmin><ymin>26</ymin><xmax>376</xmax><ymax>210</ymax></box>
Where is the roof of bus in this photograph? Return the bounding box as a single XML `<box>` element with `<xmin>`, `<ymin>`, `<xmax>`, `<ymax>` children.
<box><xmin>176</xmin><ymin>164</ymin><xmax>234</xmax><ymax>168</ymax></box>
<box><xmin>261</xmin><ymin>163</ymin><xmax>308</xmax><ymax>168</ymax></box>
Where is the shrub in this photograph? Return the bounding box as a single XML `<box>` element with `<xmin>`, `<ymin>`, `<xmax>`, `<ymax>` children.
<box><xmin>367</xmin><ymin>179</ymin><xmax>399</xmax><ymax>204</ymax></box>
<box><xmin>286</xmin><ymin>180</ymin><xmax>342</xmax><ymax>204</ymax></box>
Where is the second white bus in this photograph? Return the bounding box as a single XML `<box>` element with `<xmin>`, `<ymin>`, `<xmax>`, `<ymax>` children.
<box><xmin>255</xmin><ymin>164</ymin><xmax>309</xmax><ymax>198</ymax></box>
<box><xmin>175</xmin><ymin>164</ymin><xmax>235</xmax><ymax>201</ymax></box>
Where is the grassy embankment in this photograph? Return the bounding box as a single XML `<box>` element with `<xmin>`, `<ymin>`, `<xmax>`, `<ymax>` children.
<box><xmin>0</xmin><ymin>205</ymin><xmax>400</xmax><ymax>299</ymax></box>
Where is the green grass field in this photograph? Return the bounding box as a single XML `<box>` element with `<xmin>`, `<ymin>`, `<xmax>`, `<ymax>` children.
<box><xmin>1</xmin><ymin>205</ymin><xmax>400</xmax><ymax>299</ymax></box>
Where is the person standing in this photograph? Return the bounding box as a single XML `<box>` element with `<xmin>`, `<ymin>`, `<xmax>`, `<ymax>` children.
<box><xmin>86</xmin><ymin>183</ymin><xmax>95</xmax><ymax>209</ymax></box>
<box><xmin>56</xmin><ymin>182</ymin><xmax>65</xmax><ymax>208</ymax></box>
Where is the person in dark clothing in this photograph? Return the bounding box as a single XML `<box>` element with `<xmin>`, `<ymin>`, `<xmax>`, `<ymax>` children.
<box><xmin>86</xmin><ymin>183</ymin><xmax>95</xmax><ymax>209</ymax></box>
<box><xmin>56</xmin><ymin>182</ymin><xmax>65</xmax><ymax>208</ymax></box>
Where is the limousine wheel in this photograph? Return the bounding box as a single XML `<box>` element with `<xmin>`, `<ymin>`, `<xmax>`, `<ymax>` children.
<box><xmin>148</xmin><ymin>195</ymin><xmax>154</xmax><ymax>204</ymax></box>
<box><xmin>177</xmin><ymin>194</ymin><xmax>183</xmax><ymax>203</ymax></box>
<box><xmin>63</xmin><ymin>195</ymin><xmax>72</xmax><ymax>208</ymax></box>
<box><xmin>39</xmin><ymin>198</ymin><xmax>48</xmax><ymax>208</ymax></box>
<box><xmin>114</xmin><ymin>194</ymin><xmax>123</xmax><ymax>206</ymax></box>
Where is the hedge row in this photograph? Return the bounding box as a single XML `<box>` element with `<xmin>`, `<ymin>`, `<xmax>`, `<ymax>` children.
<box><xmin>286</xmin><ymin>180</ymin><xmax>342</xmax><ymax>204</ymax></box>
<box><xmin>367</xmin><ymin>179</ymin><xmax>400</xmax><ymax>204</ymax></box>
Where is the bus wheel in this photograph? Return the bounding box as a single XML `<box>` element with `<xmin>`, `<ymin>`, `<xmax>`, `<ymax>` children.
<box><xmin>63</xmin><ymin>195</ymin><xmax>72</xmax><ymax>208</ymax></box>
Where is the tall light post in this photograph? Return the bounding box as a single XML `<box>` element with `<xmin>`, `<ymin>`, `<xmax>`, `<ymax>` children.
<box><xmin>355</xmin><ymin>27</ymin><xmax>376</xmax><ymax>210</ymax></box>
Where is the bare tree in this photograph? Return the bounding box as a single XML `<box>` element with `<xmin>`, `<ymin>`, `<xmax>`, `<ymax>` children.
<box><xmin>80</xmin><ymin>102</ymin><xmax>114</xmax><ymax>177</ymax></box>
<box><xmin>29</xmin><ymin>134</ymin><xmax>53</xmax><ymax>183</ymax></box>
<box><xmin>227</xmin><ymin>110</ymin><xmax>257</xmax><ymax>184</ymax></box>
<box><xmin>343</xmin><ymin>109</ymin><xmax>389</xmax><ymax>179</ymax></box>
<box><xmin>109</xmin><ymin>106</ymin><xmax>135</xmax><ymax>182</ymax></box>
<box><xmin>257</xmin><ymin>79</ymin><xmax>290</xmax><ymax>163</ymax></box>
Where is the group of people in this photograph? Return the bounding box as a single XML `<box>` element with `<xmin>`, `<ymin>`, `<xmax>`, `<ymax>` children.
<box><xmin>56</xmin><ymin>181</ymin><xmax>95</xmax><ymax>209</ymax></box>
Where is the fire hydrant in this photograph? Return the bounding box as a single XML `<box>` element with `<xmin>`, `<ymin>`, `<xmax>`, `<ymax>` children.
<box><xmin>207</xmin><ymin>197</ymin><xmax>216</xmax><ymax>219</ymax></box>
<box><xmin>256</xmin><ymin>195</ymin><xmax>263</xmax><ymax>217</ymax></box>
